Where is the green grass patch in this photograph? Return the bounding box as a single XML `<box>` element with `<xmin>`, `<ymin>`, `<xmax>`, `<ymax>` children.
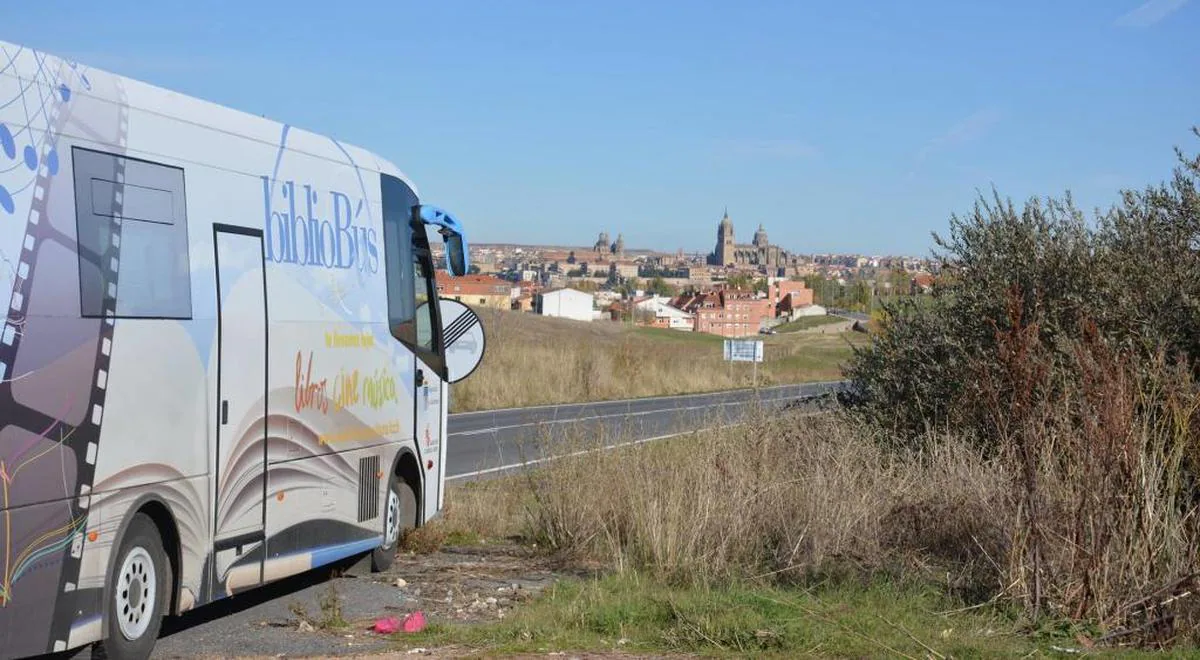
<box><xmin>631</xmin><ymin>326</ymin><xmax>727</xmax><ymax>345</ymax></box>
<box><xmin>396</xmin><ymin>573</ymin><xmax>1140</xmax><ymax>657</ymax></box>
<box><xmin>775</xmin><ymin>315</ymin><xmax>847</xmax><ymax>333</ymax></box>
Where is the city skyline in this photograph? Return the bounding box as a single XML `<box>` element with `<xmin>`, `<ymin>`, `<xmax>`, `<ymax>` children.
<box><xmin>470</xmin><ymin>208</ymin><xmax>932</xmax><ymax>259</ymax></box>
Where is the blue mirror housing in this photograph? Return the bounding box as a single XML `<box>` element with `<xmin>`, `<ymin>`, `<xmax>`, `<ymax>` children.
<box><xmin>416</xmin><ymin>204</ymin><xmax>469</xmax><ymax>276</ymax></box>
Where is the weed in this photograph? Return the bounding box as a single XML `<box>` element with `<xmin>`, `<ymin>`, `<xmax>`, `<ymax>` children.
<box><xmin>287</xmin><ymin>582</ymin><xmax>347</xmax><ymax>631</ymax></box>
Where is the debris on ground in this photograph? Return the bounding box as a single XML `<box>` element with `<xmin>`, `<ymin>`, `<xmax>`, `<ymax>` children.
<box><xmin>401</xmin><ymin>611</ymin><xmax>426</xmax><ymax>633</ymax></box>
<box><xmin>372</xmin><ymin>617</ymin><xmax>401</xmax><ymax>635</ymax></box>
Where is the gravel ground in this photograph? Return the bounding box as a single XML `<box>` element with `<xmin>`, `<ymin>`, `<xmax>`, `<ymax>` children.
<box><xmin>148</xmin><ymin>544</ymin><xmax>573</xmax><ymax>659</ymax></box>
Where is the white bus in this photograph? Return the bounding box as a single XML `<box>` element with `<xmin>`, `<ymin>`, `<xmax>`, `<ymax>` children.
<box><xmin>0</xmin><ymin>40</ymin><xmax>485</xmax><ymax>659</ymax></box>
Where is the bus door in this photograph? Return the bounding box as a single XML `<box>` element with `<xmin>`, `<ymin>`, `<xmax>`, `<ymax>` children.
<box><xmin>414</xmin><ymin>360</ymin><xmax>445</xmax><ymax>522</ymax></box>
<box><xmin>211</xmin><ymin>224</ymin><xmax>269</xmax><ymax>595</ymax></box>
<box><xmin>409</xmin><ymin>247</ymin><xmax>445</xmax><ymax>522</ymax></box>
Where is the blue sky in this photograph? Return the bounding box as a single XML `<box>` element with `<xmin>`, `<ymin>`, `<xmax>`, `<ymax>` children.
<box><xmin>7</xmin><ymin>1</ymin><xmax>1198</xmax><ymax>255</ymax></box>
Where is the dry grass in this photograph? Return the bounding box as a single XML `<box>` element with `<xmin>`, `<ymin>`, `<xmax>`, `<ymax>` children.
<box><xmin>516</xmin><ymin>408</ymin><xmax>1011</xmax><ymax>591</ymax></box>
<box><xmin>512</xmin><ymin>388</ymin><xmax>1200</xmax><ymax>647</ymax></box>
<box><xmin>449</xmin><ymin>308</ymin><xmax>865</xmax><ymax>412</ymax></box>
<box><xmin>402</xmin><ymin>477</ymin><xmax>529</xmax><ymax>552</ymax></box>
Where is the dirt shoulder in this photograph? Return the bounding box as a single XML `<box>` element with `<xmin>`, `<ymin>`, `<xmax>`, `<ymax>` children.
<box><xmin>153</xmin><ymin>543</ymin><xmax>598</xmax><ymax>659</ymax></box>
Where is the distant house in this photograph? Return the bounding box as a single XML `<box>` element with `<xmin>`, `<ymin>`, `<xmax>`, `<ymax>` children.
<box><xmin>649</xmin><ymin>304</ymin><xmax>694</xmax><ymax>331</ymax></box>
<box><xmin>609</xmin><ymin>261</ymin><xmax>639</xmax><ymax>279</ymax></box>
<box><xmin>535</xmin><ymin>287</ymin><xmax>595</xmax><ymax>322</ymax></box>
<box><xmin>787</xmin><ymin>303</ymin><xmax>827</xmax><ymax>318</ymax></box>
<box><xmin>435</xmin><ymin>272</ymin><xmax>514</xmax><ymax>310</ymax></box>
<box><xmin>633</xmin><ymin>296</ymin><xmax>694</xmax><ymax>331</ymax></box>
<box><xmin>512</xmin><ymin>294</ymin><xmax>535</xmax><ymax>312</ymax></box>
<box><xmin>910</xmin><ymin>273</ymin><xmax>936</xmax><ymax>295</ymax></box>
<box><xmin>675</xmin><ymin>289</ymin><xmax>773</xmax><ymax>337</ymax></box>
<box><xmin>767</xmin><ymin>280</ymin><xmax>814</xmax><ymax>316</ymax></box>
<box><xmin>594</xmin><ymin>290</ymin><xmax>622</xmax><ymax>307</ymax></box>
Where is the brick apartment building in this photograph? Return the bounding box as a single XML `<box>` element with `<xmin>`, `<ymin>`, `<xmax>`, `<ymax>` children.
<box><xmin>768</xmin><ymin>280</ymin><xmax>815</xmax><ymax>318</ymax></box>
<box><xmin>435</xmin><ymin>272</ymin><xmax>515</xmax><ymax>310</ymax></box>
<box><xmin>674</xmin><ymin>289</ymin><xmax>773</xmax><ymax>337</ymax></box>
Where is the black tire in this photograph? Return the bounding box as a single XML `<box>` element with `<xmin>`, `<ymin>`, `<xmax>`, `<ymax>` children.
<box><xmin>371</xmin><ymin>475</ymin><xmax>417</xmax><ymax>572</ymax></box>
<box><xmin>95</xmin><ymin>513</ymin><xmax>170</xmax><ymax>660</ymax></box>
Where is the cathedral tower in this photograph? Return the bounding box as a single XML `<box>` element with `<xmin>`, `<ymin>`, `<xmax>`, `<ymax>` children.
<box><xmin>716</xmin><ymin>208</ymin><xmax>735</xmax><ymax>266</ymax></box>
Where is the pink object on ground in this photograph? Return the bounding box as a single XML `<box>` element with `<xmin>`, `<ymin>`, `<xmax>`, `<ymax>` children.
<box><xmin>372</xmin><ymin>616</ymin><xmax>400</xmax><ymax>634</ymax></box>
<box><xmin>401</xmin><ymin>611</ymin><xmax>426</xmax><ymax>633</ymax></box>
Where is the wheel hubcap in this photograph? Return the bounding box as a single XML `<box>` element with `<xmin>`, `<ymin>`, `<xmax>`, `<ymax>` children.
<box><xmin>115</xmin><ymin>546</ymin><xmax>156</xmax><ymax>641</ymax></box>
<box><xmin>385</xmin><ymin>489</ymin><xmax>401</xmax><ymax>546</ymax></box>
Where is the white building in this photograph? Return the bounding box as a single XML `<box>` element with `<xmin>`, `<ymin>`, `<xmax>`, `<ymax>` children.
<box><xmin>594</xmin><ymin>290</ymin><xmax>622</xmax><ymax>307</ymax></box>
<box><xmin>634</xmin><ymin>296</ymin><xmax>695</xmax><ymax>331</ymax></box>
<box><xmin>791</xmin><ymin>303</ymin><xmax>827</xmax><ymax>318</ymax></box>
<box><xmin>536</xmin><ymin>288</ymin><xmax>595</xmax><ymax>322</ymax></box>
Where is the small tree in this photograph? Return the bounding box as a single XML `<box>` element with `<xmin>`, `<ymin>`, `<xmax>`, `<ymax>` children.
<box><xmin>647</xmin><ymin>276</ymin><xmax>677</xmax><ymax>297</ymax></box>
<box><xmin>618</xmin><ymin>277</ymin><xmax>642</xmax><ymax>297</ymax></box>
<box><xmin>726</xmin><ymin>274</ymin><xmax>751</xmax><ymax>290</ymax></box>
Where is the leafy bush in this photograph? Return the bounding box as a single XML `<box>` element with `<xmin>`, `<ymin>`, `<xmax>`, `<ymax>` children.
<box><xmin>842</xmin><ymin>128</ymin><xmax>1200</xmax><ymax>643</ymax></box>
<box><xmin>845</xmin><ymin>129</ymin><xmax>1200</xmax><ymax>447</ymax></box>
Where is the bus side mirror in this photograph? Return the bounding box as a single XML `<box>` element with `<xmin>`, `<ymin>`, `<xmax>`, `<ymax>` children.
<box><xmin>444</xmin><ymin>232</ymin><xmax>466</xmax><ymax>277</ymax></box>
<box><xmin>415</xmin><ymin>204</ymin><xmax>470</xmax><ymax>276</ymax></box>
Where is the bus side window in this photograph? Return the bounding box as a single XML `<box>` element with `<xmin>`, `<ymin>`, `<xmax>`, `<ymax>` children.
<box><xmin>382</xmin><ymin>173</ymin><xmax>438</xmax><ymax>356</ymax></box>
<box><xmin>411</xmin><ymin>250</ymin><xmax>435</xmax><ymax>351</ymax></box>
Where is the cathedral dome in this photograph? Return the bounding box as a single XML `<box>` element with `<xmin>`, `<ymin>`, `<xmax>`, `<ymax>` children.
<box><xmin>753</xmin><ymin>223</ymin><xmax>768</xmax><ymax>247</ymax></box>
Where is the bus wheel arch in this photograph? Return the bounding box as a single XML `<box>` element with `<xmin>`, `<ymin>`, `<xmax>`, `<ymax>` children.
<box><xmin>394</xmin><ymin>449</ymin><xmax>423</xmax><ymax>520</ymax></box>
<box><xmin>102</xmin><ymin>496</ymin><xmax>182</xmax><ymax>618</ymax></box>
<box><xmin>371</xmin><ymin>450</ymin><xmax>421</xmax><ymax>572</ymax></box>
<box><xmin>97</xmin><ymin>502</ymin><xmax>174</xmax><ymax>659</ymax></box>
<box><xmin>137</xmin><ymin>500</ymin><xmax>182</xmax><ymax>615</ymax></box>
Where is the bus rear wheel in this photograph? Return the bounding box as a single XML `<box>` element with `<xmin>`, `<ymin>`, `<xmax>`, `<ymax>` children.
<box><xmin>372</xmin><ymin>474</ymin><xmax>417</xmax><ymax>572</ymax></box>
<box><xmin>96</xmin><ymin>513</ymin><xmax>169</xmax><ymax>660</ymax></box>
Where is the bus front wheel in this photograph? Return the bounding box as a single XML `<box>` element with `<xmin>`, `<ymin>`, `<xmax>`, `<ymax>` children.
<box><xmin>372</xmin><ymin>474</ymin><xmax>416</xmax><ymax>572</ymax></box>
<box><xmin>97</xmin><ymin>512</ymin><xmax>170</xmax><ymax>660</ymax></box>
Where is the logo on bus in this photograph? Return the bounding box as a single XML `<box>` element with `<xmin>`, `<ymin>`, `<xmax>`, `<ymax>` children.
<box><xmin>262</xmin><ymin>177</ymin><xmax>380</xmax><ymax>273</ymax></box>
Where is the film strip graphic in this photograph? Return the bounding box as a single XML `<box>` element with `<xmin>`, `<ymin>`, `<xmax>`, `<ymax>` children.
<box><xmin>52</xmin><ymin>79</ymin><xmax>130</xmax><ymax>652</ymax></box>
<box><xmin>0</xmin><ymin>75</ymin><xmax>130</xmax><ymax>651</ymax></box>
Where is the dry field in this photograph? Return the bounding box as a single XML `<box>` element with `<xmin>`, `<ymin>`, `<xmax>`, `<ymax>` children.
<box><xmin>449</xmin><ymin>308</ymin><xmax>865</xmax><ymax>412</ymax></box>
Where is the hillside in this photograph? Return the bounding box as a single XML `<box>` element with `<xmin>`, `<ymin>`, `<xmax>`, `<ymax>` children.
<box><xmin>449</xmin><ymin>308</ymin><xmax>865</xmax><ymax>412</ymax></box>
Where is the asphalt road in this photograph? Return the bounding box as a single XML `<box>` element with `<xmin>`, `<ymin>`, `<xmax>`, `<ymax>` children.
<box><xmin>446</xmin><ymin>380</ymin><xmax>847</xmax><ymax>480</ymax></box>
<box><xmin>828</xmin><ymin>308</ymin><xmax>871</xmax><ymax>322</ymax></box>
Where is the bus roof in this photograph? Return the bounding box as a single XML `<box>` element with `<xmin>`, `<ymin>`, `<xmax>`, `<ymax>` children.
<box><xmin>0</xmin><ymin>39</ymin><xmax>418</xmax><ymax>195</ymax></box>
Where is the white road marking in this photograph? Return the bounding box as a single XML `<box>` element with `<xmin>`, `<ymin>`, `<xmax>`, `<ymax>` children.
<box><xmin>446</xmin><ymin>409</ymin><xmax>830</xmax><ymax>480</ymax></box>
<box><xmin>448</xmin><ymin>381</ymin><xmax>843</xmax><ymax>417</ymax></box>
<box><xmin>449</xmin><ymin>392</ymin><xmax>816</xmax><ymax>436</ymax></box>
<box><xmin>446</xmin><ymin>431</ymin><xmax>687</xmax><ymax>480</ymax></box>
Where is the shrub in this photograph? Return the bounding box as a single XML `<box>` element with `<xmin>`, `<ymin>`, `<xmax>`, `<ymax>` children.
<box><xmin>841</xmin><ymin>128</ymin><xmax>1200</xmax><ymax>644</ymax></box>
<box><xmin>845</xmin><ymin>129</ymin><xmax>1200</xmax><ymax>449</ymax></box>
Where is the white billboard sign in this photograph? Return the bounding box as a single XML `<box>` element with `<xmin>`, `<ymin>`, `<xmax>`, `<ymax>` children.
<box><xmin>723</xmin><ymin>339</ymin><xmax>763</xmax><ymax>363</ymax></box>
